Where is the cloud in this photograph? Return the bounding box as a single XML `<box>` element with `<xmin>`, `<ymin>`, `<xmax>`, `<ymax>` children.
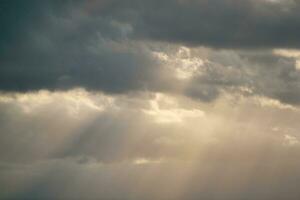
<box><xmin>151</xmin><ymin>46</ymin><xmax>300</xmax><ymax>105</ymax></box>
<box><xmin>93</xmin><ymin>0</ymin><xmax>300</xmax><ymax>48</ymax></box>
<box><xmin>9</xmin><ymin>0</ymin><xmax>298</xmax><ymax>49</ymax></box>
<box><xmin>0</xmin><ymin>90</ymin><xmax>300</xmax><ymax>199</ymax></box>
<box><xmin>1</xmin><ymin>1</ymin><xmax>300</xmax><ymax>106</ymax></box>
<box><xmin>0</xmin><ymin>1</ymin><xmax>175</xmax><ymax>93</ymax></box>
<box><xmin>2</xmin><ymin>1</ymin><xmax>300</xmax><ymax>199</ymax></box>
<box><xmin>0</xmin><ymin>90</ymin><xmax>299</xmax><ymax>164</ymax></box>
<box><xmin>2</xmin><ymin>158</ymin><xmax>300</xmax><ymax>200</ymax></box>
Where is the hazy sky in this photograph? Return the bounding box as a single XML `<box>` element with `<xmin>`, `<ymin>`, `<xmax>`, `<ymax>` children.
<box><xmin>1</xmin><ymin>1</ymin><xmax>300</xmax><ymax>199</ymax></box>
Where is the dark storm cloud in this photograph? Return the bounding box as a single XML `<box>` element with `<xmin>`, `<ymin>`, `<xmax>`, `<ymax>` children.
<box><xmin>238</xmin><ymin>51</ymin><xmax>300</xmax><ymax>104</ymax></box>
<box><xmin>1</xmin><ymin>0</ymin><xmax>300</xmax><ymax>104</ymax></box>
<box><xmin>95</xmin><ymin>0</ymin><xmax>300</xmax><ymax>48</ymax></box>
<box><xmin>182</xmin><ymin>49</ymin><xmax>300</xmax><ymax>105</ymax></box>
<box><xmin>0</xmin><ymin>0</ymin><xmax>175</xmax><ymax>93</ymax></box>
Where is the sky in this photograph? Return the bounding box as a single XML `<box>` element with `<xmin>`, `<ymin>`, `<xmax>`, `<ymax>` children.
<box><xmin>1</xmin><ymin>0</ymin><xmax>300</xmax><ymax>199</ymax></box>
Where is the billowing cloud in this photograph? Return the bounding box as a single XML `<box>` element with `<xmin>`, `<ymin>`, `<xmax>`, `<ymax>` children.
<box><xmin>0</xmin><ymin>90</ymin><xmax>300</xmax><ymax>199</ymax></box>
<box><xmin>1</xmin><ymin>1</ymin><xmax>300</xmax><ymax>105</ymax></box>
<box><xmin>0</xmin><ymin>1</ymin><xmax>176</xmax><ymax>93</ymax></box>
<box><xmin>1</xmin><ymin>1</ymin><xmax>300</xmax><ymax>199</ymax></box>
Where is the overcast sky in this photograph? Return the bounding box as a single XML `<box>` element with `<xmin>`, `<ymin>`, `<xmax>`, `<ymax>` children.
<box><xmin>1</xmin><ymin>1</ymin><xmax>300</xmax><ymax>199</ymax></box>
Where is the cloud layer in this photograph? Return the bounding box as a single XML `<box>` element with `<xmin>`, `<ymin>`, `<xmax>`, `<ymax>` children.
<box><xmin>1</xmin><ymin>1</ymin><xmax>300</xmax><ymax>199</ymax></box>
<box><xmin>0</xmin><ymin>90</ymin><xmax>300</xmax><ymax>199</ymax></box>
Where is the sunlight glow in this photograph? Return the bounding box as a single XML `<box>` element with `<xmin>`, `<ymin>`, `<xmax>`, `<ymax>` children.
<box><xmin>143</xmin><ymin>93</ymin><xmax>205</xmax><ymax>123</ymax></box>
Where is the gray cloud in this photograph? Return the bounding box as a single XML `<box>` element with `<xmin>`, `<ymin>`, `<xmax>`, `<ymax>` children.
<box><xmin>2</xmin><ymin>1</ymin><xmax>300</xmax><ymax>199</ymax></box>
<box><xmin>0</xmin><ymin>0</ymin><xmax>175</xmax><ymax>93</ymax></box>
<box><xmin>1</xmin><ymin>0</ymin><xmax>300</xmax><ymax>106</ymax></box>
<box><xmin>94</xmin><ymin>0</ymin><xmax>300</xmax><ymax>48</ymax></box>
<box><xmin>182</xmin><ymin>49</ymin><xmax>300</xmax><ymax>105</ymax></box>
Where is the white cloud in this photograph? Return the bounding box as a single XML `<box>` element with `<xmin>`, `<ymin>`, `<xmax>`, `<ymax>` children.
<box><xmin>153</xmin><ymin>46</ymin><xmax>204</xmax><ymax>80</ymax></box>
<box><xmin>284</xmin><ymin>134</ymin><xmax>300</xmax><ymax>146</ymax></box>
<box><xmin>143</xmin><ymin>93</ymin><xmax>205</xmax><ymax>123</ymax></box>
